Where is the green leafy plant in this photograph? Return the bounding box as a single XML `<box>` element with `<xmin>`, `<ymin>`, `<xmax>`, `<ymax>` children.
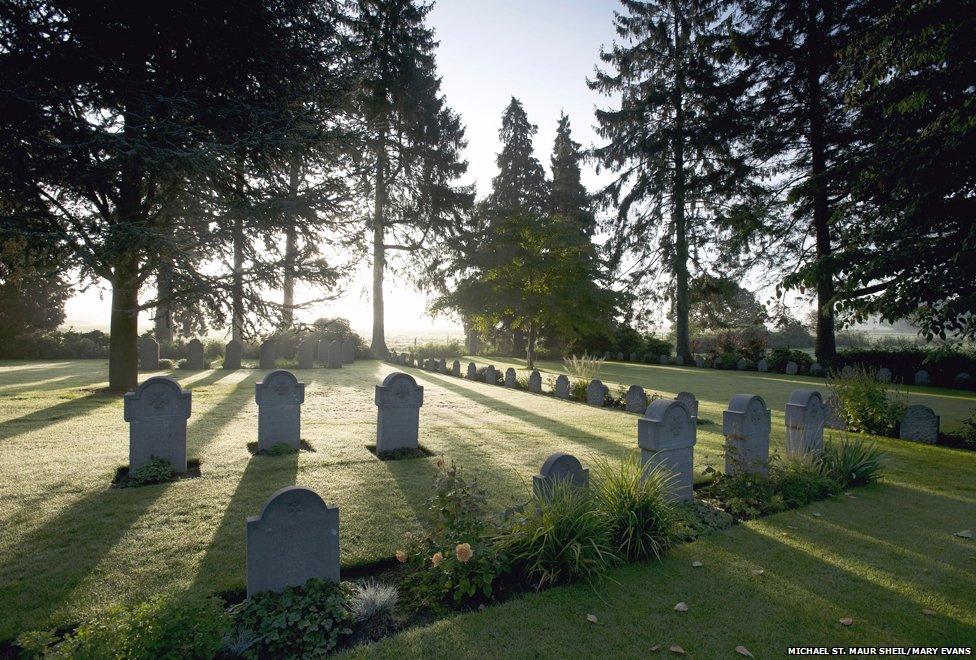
<box><xmin>827</xmin><ymin>364</ymin><xmax>906</xmax><ymax>435</ymax></box>
<box><xmin>818</xmin><ymin>436</ymin><xmax>885</xmax><ymax>487</ymax></box>
<box><xmin>591</xmin><ymin>454</ymin><xmax>678</xmax><ymax>561</ymax></box>
<box><xmin>496</xmin><ymin>482</ymin><xmax>618</xmax><ymax>589</ymax></box>
<box><xmin>231</xmin><ymin>579</ymin><xmax>353</xmax><ymax>658</ymax></box>
<box><xmin>569</xmin><ymin>378</ymin><xmax>588</xmax><ymax>402</ymax></box>
<box><xmin>129</xmin><ymin>457</ymin><xmax>176</xmax><ymax>486</ymax></box>
<box><xmin>265</xmin><ymin>442</ymin><xmax>298</xmax><ymax>456</ymax></box>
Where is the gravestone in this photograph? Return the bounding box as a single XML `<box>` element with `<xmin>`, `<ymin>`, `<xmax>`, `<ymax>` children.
<box><xmin>899</xmin><ymin>405</ymin><xmax>939</xmax><ymax>444</ymax></box>
<box><xmin>532</xmin><ymin>453</ymin><xmax>589</xmax><ymax>501</ymax></box>
<box><xmin>124</xmin><ymin>376</ymin><xmax>191</xmax><ymax>473</ymax></box>
<box><xmin>841</xmin><ymin>365</ymin><xmax>854</xmax><ymax>377</ymax></box>
<box><xmin>737</xmin><ymin>358</ymin><xmax>749</xmax><ymax>371</ymax></box>
<box><xmin>259</xmin><ymin>340</ymin><xmax>276</xmax><ymax>370</ymax></box>
<box><xmin>876</xmin><ymin>367</ymin><xmax>892</xmax><ymax>383</ymax></box>
<box><xmin>554</xmin><ymin>374</ymin><xmax>570</xmax><ymax>399</ymax></box>
<box><xmin>485</xmin><ymin>365</ymin><xmax>497</xmax><ymax>384</ymax></box>
<box><xmin>186</xmin><ymin>339</ymin><xmax>205</xmax><ymax>370</ymax></box>
<box><xmin>297</xmin><ymin>340</ymin><xmax>316</xmax><ymax>370</ymax></box>
<box><xmin>452</xmin><ymin>360</ymin><xmax>461</xmax><ymax>377</ymax></box>
<box><xmin>630</xmin><ymin>352</ymin><xmax>638</xmax><ymax>362</ymax></box>
<box><xmin>625</xmin><ymin>385</ymin><xmax>648</xmax><ymax>414</ymax></box>
<box><xmin>954</xmin><ymin>372</ymin><xmax>972</xmax><ymax>389</ymax></box>
<box><xmin>712</xmin><ymin>357</ymin><xmax>722</xmax><ymax>369</ymax></box>
<box><xmin>722</xmin><ymin>394</ymin><xmax>771</xmax><ymax>476</ymax></box>
<box><xmin>674</xmin><ymin>355</ymin><xmax>684</xmax><ymax>366</ymax></box>
<box><xmin>246</xmin><ymin>486</ymin><xmax>339</xmax><ymax>596</ymax></box>
<box><xmin>914</xmin><ymin>370</ymin><xmax>930</xmax><ymax>386</ymax></box>
<box><xmin>139</xmin><ymin>336</ymin><xmax>159</xmax><ymax>371</ymax></box>
<box><xmin>317</xmin><ymin>340</ymin><xmax>328</xmax><ymax>366</ymax></box>
<box><xmin>824</xmin><ymin>394</ymin><xmax>846</xmax><ymax>430</ymax></box>
<box><xmin>505</xmin><ymin>368</ymin><xmax>517</xmax><ymax>388</ymax></box>
<box><xmin>223</xmin><ymin>340</ymin><xmax>243</xmax><ymax>370</ymax></box>
<box><xmin>586</xmin><ymin>379</ymin><xmax>607</xmax><ymax>406</ymax></box>
<box><xmin>255</xmin><ymin>370</ymin><xmax>305</xmax><ymax>451</ymax></box>
<box><xmin>660</xmin><ymin>355</ymin><xmax>670</xmax><ymax>365</ymax></box>
<box><xmin>785</xmin><ymin>389</ymin><xmax>825</xmax><ymax>456</ymax></box>
<box><xmin>675</xmin><ymin>391</ymin><xmax>699</xmax><ymax>421</ymax></box>
<box><xmin>466</xmin><ymin>362</ymin><xmax>477</xmax><ymax>379</ymax></box>
<box><xmin>639</xmin><ymin>399</ymin><xmax>697</xmax><ymax>502</ymax></box>
<box><xmin>617</xmin><ymin>352</ymin><xmax>625</xmax><ymax>361</ymax></box>
<box><xmin>439</xmin><ymin>358</ymin><xmax>448</xmax><ymax>374</ymax></box>
<box><xmin>528</xmin><ymin>370</ymin><xmax>542</xmax><ymax>393</ymax></box>
<box><xmin>603</xmin><ymin>351</ymin><xmax>611</xmax><ymax>360</ymax></box>
<box><xmin>694</xmin><ymin>356</ymin><xmax>705</xmax><ymax>368</ymax></box>
<box><xmin>327</xmin><ymin>340</ymin><xmax>343</xmax><ymax>369</ymax></box>
<box><xmin>756</xmin><ymin>359</ymin><xmax>768</xmax><ymax>373</ymax></box>
<box><xmin>375</xmin><ymin>372</ymin><xmax>424</xmax><ymax>452</ymax></box>
<box><xmin>809</xmin><ymin>363</ymin><xmax>826</xmax><ymax>377</ymax></box>
<box><xmin>342</xmin><ymin>338</ymin><xmax>355</xmax><ymax>365</ymax></box>
<box><xmin>785</xmin><ymin>361</ymin><xmax>798</xmax><ymax>375</ymax></box>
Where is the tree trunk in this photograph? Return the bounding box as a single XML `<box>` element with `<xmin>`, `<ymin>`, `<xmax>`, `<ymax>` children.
<box><xmin>525</xmin><ymin>320</ymin><xmax>537</xmax><ymax>370</ymax></box>
<box><xmin>671</xmin><ymin>10</ymin><xmax>693</xmax><ymax>364</ymax></box>
<box><xmin>109</xmin><ymin>252</ymin><xmax>140</xmax><ymax>391</ymax></box>
<box><xmin>281</xmin><ymin>156</ymin><xmax>300</xmax><ymax>328</ymax></box>
<box><xmin>370</xmin><ymin>131</ymin><xmax>389</xmax><ymax>358</ymax></box>
<box><xmin>232</xmin><ymin>213</ymin><xmax>245</xmax><ymax>342</ymax></box>
<box><xmin>805</xmin><ymin>0</ymin><xmax>837</xmax><ymax>363</ymax></box>
<box><xmin>154</xmin><ymin>265</ymin><xmax>173</xmax><ymax>345</ymax></box>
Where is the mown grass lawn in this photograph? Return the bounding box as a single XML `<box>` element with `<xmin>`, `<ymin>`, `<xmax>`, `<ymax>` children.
<box><xmin>1</xmin><ymin>359</ymin><xmax>974</xmax><ymax>656</ymax></box>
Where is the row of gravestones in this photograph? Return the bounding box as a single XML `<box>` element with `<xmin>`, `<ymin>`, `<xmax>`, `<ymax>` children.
<box><xmin>237</xmin><ymin>386</ymin><xmax>832</xmax><ymax>596</ymax></box>
<box><xmin>138</xmin><ymin>336</ymin><xmax>356</xmax><ymax>371</ymax></box>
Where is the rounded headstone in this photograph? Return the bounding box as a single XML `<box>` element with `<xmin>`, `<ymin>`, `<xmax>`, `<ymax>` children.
<box><xmin>809</xmin><ymin>363</ymin><xmax>826</xmax><ymax>377</ymax></box>
<box><xmin>899</xmin><ymin>405</ymin><xmax>939</xmax><ymax>444</ymax></box>
<box><xmin>259</xmin><ymin>340</ymin><xmax>277</xmax><ymax>370</ymax></box>
<box><xmin>586</xmin><ymin>379</ymin><xmax>606</xmax><ymax>406</ymax></box>
<box><xmin>953</xmin><ymin>372</ymin><xmax>971</xmax><ymax>389</ymax></box>
<box><xmin>756</xmin><ymin>359</ymin><xmax>768</xmax><ymax>373</ymax></box>
<box><xmin>185</xmin><ymin>338</ymin><xmax>205</xmax><ymax>370</ymax></box>
<box><xmin>466</xmin><ymin>362</ymin><xmax>477</xmax><ymax>379</ymax></box>
<box><xmin>554</xmin><ymin>374</ymin><xmax>570</xmax><ymax>399</ymax></box>
<box><xmin>876</xmin><ymin>367</ymin><xmax>892</xmax><ymax>383</ymax></box>
<box><xmin>914</xmin><ymin>370</ymin><xmax>930</xmax><ymax>386</ymax></box>
<box><xmin>504</xmin><ymin>367</ymin><xmax>517</xmax><ymax>387</ymax></box>
<box><xmin>223</xmin><ymin>339</ymin><xmax>243</xmax><ymax>370</ymax></box>
<box><xmin>528</xmin><ymin>370</ymin><xmax>542</xmax><ymax>393</ymax></box>
<box><xmin>785</xmin><ymin>361</ymin><xmax>798</xmax><ymax>375</ymax></box>
<box><xmin>625</xmin><ymin>385</ymin><xmax>648</xmax><ymax>414</ymax></box>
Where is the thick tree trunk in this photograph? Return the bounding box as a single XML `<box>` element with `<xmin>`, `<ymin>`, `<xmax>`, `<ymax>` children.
<box><xmin>109</xmin><ymin>253</ymin><xmax>140</xmax><ymax>391</ymax></box>
<box><xmin>805</xmin><ymin>0</ymin><xmax>837</xmax><ymax>363</ymax></box>
<box><xmin>671</xmin><ymin>11</ymin><xmax>693</xmax><ymax>364</ymax></box>
<box><xmin>371</xmin><ymin>132</ymin><xmax>389</xmax><ymax>358</ymax></box>
<box><xmin>525</xmin><ymin>320</ymin><xmax>536</xmax><ymax>370</ymax></box>
<box><xmin>154</xmin><ymin>265</ymin><xmax>173</xmax><ymax>345</ymax></box>
<box><xmin>232</xmin><ymin>213</ymin><xmax>245</xmax><ymax>342</ymax></box>
<box><xmin>281</xmin><ymin>156</ymin><xmax>300</xmax><ymax>328</ymax></box>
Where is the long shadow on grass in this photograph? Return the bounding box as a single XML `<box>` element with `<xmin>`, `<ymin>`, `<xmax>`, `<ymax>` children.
<box><xmin>0</xmin><ymin>389</ymin><xmax>119</xmax><ymax>443</ymax></box>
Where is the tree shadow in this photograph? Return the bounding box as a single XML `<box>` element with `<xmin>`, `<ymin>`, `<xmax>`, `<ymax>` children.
<box><xmin>0</xmin><ymin>389</ymin><xmax>119</xmax><ymax>444</ymax></box>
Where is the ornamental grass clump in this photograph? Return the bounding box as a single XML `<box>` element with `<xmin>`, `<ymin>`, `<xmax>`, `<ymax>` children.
<box><xmin>563</xmin><ymin>354</ymin><xmax>603</xmax><ymax>380</ymax></box>
<box><xmin>818</xmin><ymin>436</ymin><xmax>884</xmax><ymax>487</ymax></box>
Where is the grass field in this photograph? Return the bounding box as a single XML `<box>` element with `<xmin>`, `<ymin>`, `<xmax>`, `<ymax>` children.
<box><xmin>1</xmin><ymin>359</ymin><xmax>974</xmax><ymax>655</ymax></box>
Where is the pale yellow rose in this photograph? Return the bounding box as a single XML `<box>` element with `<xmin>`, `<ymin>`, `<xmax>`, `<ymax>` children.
<box><xmin>431</xmin><ymin>551</ymin><xmax>444</xmax><ymax>567</ymax></box>
<box><xmin>455</xmin><ymin>542</ymin><xmax>473</xmax><ymax>563</ymax></box>
<box><xmin>395</xmin><ymin>550</ymin><xmax>407</xmax><ymax>563</ymax></box>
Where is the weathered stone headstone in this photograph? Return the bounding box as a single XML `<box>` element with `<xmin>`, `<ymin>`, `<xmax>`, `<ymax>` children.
<box><xmin>617</xmin><ymin>351</ymin><xmax>625</xmax><ymax>361</ymax></box>
<box><xmin>532</xmin><ymin>453</ymin><xmax>589</xmax><ymax>501</ymax></box>
<box><xmin>255</xmin><ymin>370</ymin><xmax>305</xmax><ymax>451</ymax></box>
<box><xmin>504</xmin><ymin>368</ymin><xmax>517</xmax><ymax>388</ymax></box>
<box><xmin>824</xmin><ymin>394</ymin><xmax>846</xmax><ymax>430</ymax></box>
<box><xmin>466</xmin><ymin>362</ymin><xmax>477</xmax><ymax>379</ymax></box>
<box><xmin>223</xmin><ymin>339</ymin><xmax>243</xmax><ymax>370</ymax></box>
<box><xmin>785</xmin><ymin>361</ymin><xmax>798</xmax><ymax>375</ymax></box>
<box><xmin>529</xmin><ymin>370</ymin><xmax>542</xmax><ymax>393</ymax></box>
<box><xmin>675</xmin><ymin>391</ymin><xmax>699</xmax><ymax>421</ymax></box>
<box><xmin>327</xmin><ymin>340</ymin><xmax>342</xmax><ymax>369</ymax></box>
<box><xmin>484</xmin><ymin>365</ymin><xmax>497</xmax><ymax>384</ymax></box>
<box><xmin>876</xmin><ymin>367</ymin><xmax>892</xmax><ymax>383</ymax></box>
<box><xmin>439</xmin><ymin>358</ymin><xmax>448</xmax><ymax>374</ymax></box>
<box><xmin>630</xmin><ymin>352</ymin><xmax>638</xmax><ymax>362</ymax></box>
<box><xmin>914</xmin><ymin>370</ymin><xmax>930</xmax><ymax>386</ymax></box>
<box><xmin>124</xmin><ymin>377</ymin><xmax>191</xmax><ymax>473</ymax></box>
<box><xmin>722</xmin><ymin>394</ymin><xmax>771</xmax><ymax>476</ymax></box>
<box><xmin>712</xmin><ymin>357</ymin><xmax>722</xmax><ymax>369</ymax></box>
<box><xmin>785</xmin><ymin>389</ymin><xmax>825</xmax><ymax>456</ymax></box>
<box><xmin>639</xmin><ymin>399</ymin><xmax>697</xmax><ymax>502</ymax></box>
<box><xmin>694</xmin><ymin>356</ymin><xmax>705</xmax><ymax>368</ymax></box>
<box><xmin>660</xmin><ymin>355</ymin><xmax>670</xmax><ymax>365</ymax></box>
<box><xmin>586</xmin><ymin>379</ymin><xmax>607</xmax><ymax>406</ymax></box>
<box><xmin>809</xmin><ymin>363</ymin><xmax>826</xmax><ymax>377</ymax></box>
<box><xmin>737</xmin><ymin>358</ymin><xmax>749</xmax><ymax>371</ymax></box>
<box><xmin>342</xmin><ymin>338</ymin><xmax>355</xmax><ymax>365</ymax></box>
<box><xmin>625</xmin><ymin>385</ymin><xmax>648</xmax><ymax>414</ymax></box>
<box><xmin>899</xmin><ymin>405</ymin><xmax>939</xmax><ymax>444</ymax></box>
<box><xmin>297</xmin><ymin>340</ymin><xmax>316</xmax><ymax>370</ymax></box>
<box><xmin>554</xmin><ymin>374</ymin><xmax>570</xmax><ymax>399</ymax></box>
<box><xmin>139</xmin><ymin>336</ymin><xmax>159</xmax><ymax>371</ymax></box>
<box><xmin>185</xmin><ymin>338</ymin><xmax>204</xmax><ymax>370</ymax></box>
<box><xmin>756</xmin><ymin>359</ymin><xmax>768</xmax><ymax>373</ymax></box>
<box><xmin>259</xmin><ymin>340</ymin><xmax>276</xmax><ymax>370</ymax></box>
<box><xmin>375</xmin><ymin>372</ymin><xmax>424</xmax><ymax>452</ymax></box>
<box><xmin>841</xmin><ymin>365</ymin><xmax>854</xmax><ymax>377</ymax></box>
<box><xmin>954</xmin><ymin>372</ymin><xmax>972</xmax><ymax>389</ymax></box>
<box><xmin>603</xmin><ymin>351</ymin><xmax>611</xmax><ymax>360</ymax></box>
<box><xmin>452</xmin><ymin>360</ymin><xmax>461</xmax><ymax>377</ymax></box>
<box><xmin>246</xmin><ymin>486</ymin><xmax>339</xmax><ymax>596</ymax></box>
<box><xmin>674</xmin><ymin>355</ymin><xmax>684</xmax><ymax>366</ymax></box>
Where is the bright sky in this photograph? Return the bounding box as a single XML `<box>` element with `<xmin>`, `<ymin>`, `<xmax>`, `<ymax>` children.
<box><xmin>63</xmin><ymin>0</ymin><xmax>622</xmax><ymax>338</ymax></box>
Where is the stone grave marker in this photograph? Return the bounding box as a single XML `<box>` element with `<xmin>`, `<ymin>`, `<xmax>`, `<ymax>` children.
<box><xmin>737</xmin><ymin>358</ymin><xmax>749</xmax><ymax>371</ymax></box>
<box><xmin>186</xmin><ymin>338</ymin><xmax>205</xmax><ymax>370</ymax></box>
<box><xmin>639</xmin><ymin>399</ymin><xmax>697</xmax><ymax>502</ymax></box>
<box><xmin>452</xmin><ymin>360</ymin><xmax>461</xmax><ymax>377</ymax></box>
<box><xmin>914</xmin><ymin>370</ymin><xmax>930</xmax><ymax>386</ymax></box>
<box><xmin>439</xmin><ymin>358</ymin><xmax>448</xmax><ymax>374</ymax></box>
<box><xmin>785</xmin><ymin>361</ymin><xmax>798</xmax><ymax>375</ymax></box>
<box><xmin>694</xmin><ymin>356</ymin><xmax>705</xmax><ymax>368</ymax></box>
<box><xmin>876</xmin><ymin>367</ymin><xmax>892</xmax><ymax>383</ymax></box>
<box><xmin>255</xmin><ymin>370</ymin><xmax>305</xmax><ymax>451</ymax></box>
<box><xmin>586</xmin><ymin>379</ymin><xmax>607</xmax><ymax>406</ymax></box>
<box><xmin>529</xmin><ymin>370</ymin><xmax>542</xmax><ymax>393</ymax></box>
<box><xmin>327</xmin><ymin>340</ymin><xmax>343</xmax><ymax>369</ymax></box>
<box><xmin>124</xmin><ymin>376</ymin><xmax>191</xmax><ymax>473</ymax></box>
<box><xmin>675</xmin><ymin>391</ymin><xmax>699</xmax><ymax>421</ymax></box>
<box><xmin>722</xmin><ymin>394</ymin><xmax>771</xmax><ymax>476</ymax></box>
<box><xmin>139</xmin><ymin>336</ymin><xmax>159</xmax><ymax>371</ymax></box>
<box><xmin>899</xmin><ymin>405</ymin><xmax>939</xmax><ymax>444</ymax></box>
<box><xmin>375</xmin><ymin>372</ymin><xmax>424</xmax><ymax>452</ymax></box>
<box><xmin>466</xmin><ymin>362</ymin><xmax>477</xmax><ymax>379</ymax></box>
<box><xmin>504</xmin><ymin>368</ymin><xmax>517</xmax><ymax>388</ymax></box>
<box><xmin>824</xmin><ymin>394</ymin><xmax>846</xmax><ymax>430</ymax></box>
<box><xmin>785</xmin><ymin>389</ymin><xmax>825</xmax><ymax>456</ymax></box>
<box><xmin>259</xmin><ymin>340</ymin><xmax>277</xmax><ymax>370</ymax></box>
<box><xmin>756</xmin><ymin>359</ymin><xmax>768</xmax><ymax>373</ymax></box>
<box><xmin>603</xmin><ymin>351</ymin><xmax>611</xmax><ymax>360</ymax></box>
<box><xmin>246</xmin><ymin>486</ymin><xmax>339</xmax><ymax>596</ymax></box>
<box><xmin>809</xmin><ymin>363</ymin><xmax>826</xmax><ymax>377</ymax></box>
<box><xmin>485</xmin><ymin>365</ymin><xmax>497</xmax><ymax>384</ymax></box>
<box><xmin>342</xmin><ymin>338</ymin><xmax>355</xmax><ymax>365</ymax></box>
<box><xmin>954</xmin><ymin>372</ymin><xmax>972</xmax><ymax>389</ymax></box>
<box><xmin>223</xmin><ymin>339</ymin><xmax>243</xmax><ymax>369</ymax></box>
<box><xmin>660</xmin><ymin>355</ymin><xmax>670</xmax><ymax>365</ymax></box>
<box><xmin>554</xmin><ymin>374</ymin><xmax>570</xmax><ymax>399</ymax></box>
<box><xmin>625</xmin><ymin>385</ymin><xmax>648</xmax><ymax>414</ymax></box>
<box><xmin>532</xmin><ymin>453</ymin><xmax>589</xmax><ymax>501</ymax></box>
<box><xmin>297</xmin><ymin>340</ymin><xmax>316</xmax><ymax>370</ymax></box>
<box><xmin>617</xmin><ymin>352</ymin><xmax>625</xmax><ymax>361</ymax></box>
<box><xmin>674</xmin><ymin>355</ymin><xmax>684</xmax><ymax>366</ymax></box>
<box><xmin>630</xmin><ymin>352</ymin><xmax>638</xmax><ymax>362</ymax></box>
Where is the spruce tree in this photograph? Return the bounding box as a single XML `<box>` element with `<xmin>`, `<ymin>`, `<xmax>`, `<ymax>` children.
<box><xmin>550</xmin><ymin>113</ymin><xmax>595</xmax><ymax>236</ymax></box>
<box><xmin>488</xmin><ymin>98</ymin><xmax>549</xmax><ymax>215</ymax></box>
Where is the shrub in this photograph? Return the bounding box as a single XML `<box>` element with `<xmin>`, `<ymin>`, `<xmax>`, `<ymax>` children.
<box><xmin>158</xmin><ymin>358</ymin><xmax>175</xmax><ymax>369</ymax></box>
<box><xmin>563</xmin><ymin>354</ymin><xmax>603</xmax><ymax>380</ymax></box>
<box><xmin>19</xmin><ymin>594</ymin><xmax>229</xmax><ymax>659</ymax></box>
<box><xmin>412</xmin><ymin>341</ymin><xmax>464</xmax><ymax>360</ymax></box>
<box><xmin>768</xmin><ymin>347</ymin><xmax>814</xmax><ymax>372</ymax></box>
<box><xmin>496</xmin><ymin>483</ymin><xmax>618</xmax><ymax>589</ymax></box>
<box><xmin>129</xmin><ymin>457</ymin><xmax>176</xmax><ymax>486</ymax></box>
<box><xmin>569</xmin><ymin>378</ymin><xmax>588</xmax><ymax>402</ymax></box>
<box><xmin>644</xmin><ymin>335</ymin><xmax>672</xmax><ymax>357</ymax></box>
<box><xmin>699</xmin><ymin>457</ymin><xmax>840</xmax><ymax>519</ymax></box>
<box><xmin>591</xmin><ymin>454</ymin><xmax>678</xmax><ymax>561</ymax></box>
<box><xmin>231</xmin><ymin>579</ymin><xmax>353</xmax><ymax>658</ymax></box>
<box><xmin>819</xmin><ymin>437</ymin><xmax>885</xmax><ymax>487</ymax></box>
<box><xmin>827</xmin><ymin>365</ymin><xmax>905</xmax><ymax>436</ymax></box>
<box><xmin>834</xmin><ymin>345</ymin><xmax>976</xmax><ymax>389</ymax></box>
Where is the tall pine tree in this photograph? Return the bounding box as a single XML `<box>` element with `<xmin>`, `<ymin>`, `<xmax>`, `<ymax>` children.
<box><xmin>488</xmin><ymin>98</ymin><xmax>549</xmax><ymax>215</ymax></box>
<box><xmin>550</xmin><ymin>112</ymin><xmax>595</xmax><ymax>236</ymax></box>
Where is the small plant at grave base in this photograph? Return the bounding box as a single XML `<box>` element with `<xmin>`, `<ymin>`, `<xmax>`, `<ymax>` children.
<box><xmin>230</xmin><ymin>579</ymin><xmax>353</xmax><ymax>658</ymax></box>
<box><xmin>158</xmin><ymin>358</ymin><xmax>175</xmax><ymax>369</ymax></box>
<box><xmin>399</xmin><ymin>460</ymin><xmax>509</xmax><ymax>610</ymax></box>
<box><xmin>265</xmin><ymin>442</ymin><xmax>298</xmax><ymax>456</ymax></box>
<box><xmin>818</xmin><ymin>436</ymin><xmax>885</xmax><ymax>488</ymax></box>
<box><xmin>826</xmin><ymin>364</ymin><xmax>906</xmax><ymax>436</ymax></box>
<box><xmin>591</xmin><ymin>454</ymin><xmax>678</xmax><ymax>561</ymax></box>
<box><xmin>569</xmin><ymin>378</ymin><xmax>588</xmax><ymax>402</ymax></box>
<box><xmin>18</xmin><ymin>594</ymin><xmax>229</xmax><ymax>659</ymax></box>
<box><xmin>349</xmin><ymin>581</ymin><xmax>399</xmax><ymax>641</ymax></box>
<box><xmin>128</xmin><ymin>457</ymin><xmax>176</xmax><ymax>486</ymax></box>
<box><xmin>563</xmin><ymin>354</ymin><xmax>603</xmax><ymax>381</ymax></box>
<box><xmin>496</xmin><ymin>482</ymin><xmax>618</xmax><ymax>590</ymax></box>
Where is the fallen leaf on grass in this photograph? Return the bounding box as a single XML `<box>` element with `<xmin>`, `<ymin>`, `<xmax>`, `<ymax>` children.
<box><xmin>787</xmin><ymin>525</ymin><xmax>798</xmax><ymax>530</ymax></box>
<box><xmin>692</xmin><ymin>561</ymin><xmax>703</xmax><ymax>567</ymax></box>
<box><xmin>922</xmin><ymin>608</ymin><xmax>936</xmax><ymax>616</ymax></box>
<box><xmin>954</xmin><ymin>529</ymin><xmax>973</xmax><ymax>539</ymax></box>
<box><xmin>812</xmin><ymin>512</ymin><xmax>823</xmax><ymax>517</ymax></box>
<box><xmin>839</xmin><ymin>617</ymin><xmax>853</xmax><ymax>626</ymax></box>
<box><xmin>674</xmin><ymin>602</ymin><xmax>689</xmax><ymax>612</ymax></box>
<box><xmin>751</xmin><ymin>568</ymin><xmax>765</xmax><ymax>576</ymax></box>
<box><xmin>586</xmin><ymin>614</ymin><xmax>598</xmax><ymax>624</ymax></box>
<box><xmin>670</xmin><ymin>645</ymin><xmax>686</xmax><ymax>655</ymax></box>
<box><xmin>650</xmin><ymin>644</ymin><xmax>661</xmax><ymax>651</ymax></box>
<box><xmin>736</xmin><ymin>646</ymin><xmax>754</xmax><ymax>657</ymax></box>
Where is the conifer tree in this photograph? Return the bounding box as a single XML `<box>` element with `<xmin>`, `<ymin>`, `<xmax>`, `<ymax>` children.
<box><xmin>488</xmin><ymin>98</ymin><xmax>549</xmax><ymax>215</ymax></box>
<box><xmin>550</xmin><ymin>113</ymin><xmax>595</xmax><ymax>236</ymax></box>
